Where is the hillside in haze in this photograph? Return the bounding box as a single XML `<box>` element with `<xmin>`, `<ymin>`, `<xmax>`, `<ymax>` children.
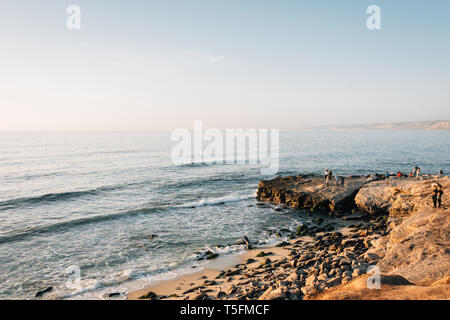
<box><xmin>327</xmin><ymin>120</ymin><xmax>450</xmax><ymax>131</ymax></box>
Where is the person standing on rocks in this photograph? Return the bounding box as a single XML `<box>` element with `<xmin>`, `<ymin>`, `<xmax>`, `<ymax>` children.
<box><xmin>324</xmin><ymin>168</ymin><xmax>329</xmax><ymax>182</ymax></box>
<box><xmin>432</xmin><ymin>183</ymin><xmax>444</xmax><ymax>208</ymax></box>
<box><xmin>326</xmin><ymin>169</ymin><xmax>332</xmax><ymax>186</ymax></box>
<box><xmin>416</xmin><ymin>167</ymin><xmax>421</xmax><ymax>178</ymax></box>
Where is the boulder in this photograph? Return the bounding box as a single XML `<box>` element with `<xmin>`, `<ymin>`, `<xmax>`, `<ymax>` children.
<box><xmin>264</xmin><ymin>287</ymin><xmax>286</xmax><ymax>300</ymax></box>
<box><xmin>286</xmin><ymin>272</ymin><xmax>299</xmax><ymax>283</ymax></box>
<box><xmin>35</xmin><ymin>287</ymin><xmax>53</xmax><ymax>298</ymax></box>
<box><xmin>305</xmin><ymin>274</ymin><xmax>317</xmax><ymax>287</ymax></box>
<box><xmin>363</xmin><ymin>252</ymin><xmax>381</xmax><ymax>262</ymax></box>
<box><xmin>243</xmin><ymin>236</ymin><xmax>253</xmax><ymax>250</ymax></box>
<box><xmin>138</xmin><ymin>291</ymin><xmax>157</xmax><ymax>299</ymax></box>
<box><xmin>205</xmin><ymin>253</ymin><xmax>219</xmax><ymax>260</ymax></box>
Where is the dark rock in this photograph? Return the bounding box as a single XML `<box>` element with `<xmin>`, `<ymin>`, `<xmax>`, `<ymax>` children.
<box><xmin>275</xmin><ymin>241</ymin><xmax>290</xmax><ymax>247</ymax></box>
<box><xmin>192</xmin><ymin>292</ymin><xmax>209</xmax><ymax>300</ymax></box>
<box><xmin>215</xmin><ymin>271</ymin><xmax>226</xmax><ymax>279</ymax></box>
<box><xmin>35</xmin><ymin>287</ymin><xmax>53</xmax><ymax>298</ymax></box>
<box><xmin>256</xmin><ymin>251</ymin><xmax>271</xmax><ymax>257</ymax></box>
<box><xmin>225</xmin><ymin>269</ymin><xmax>241</xmax><ymax>276</ymax></box>
<box><xmin>182</xmin><ymin>286</ymin><xmax>205</xmax><ymax>295</ymax></box>
<box><xmin>380</xmin><ymin>275</ymin><xmax>415</xmax><ymax>286</ymax></box>
<box><xmin>215</xmin><ymin>291</ymin><xmax>226</xmax><ymax>299</ymax></box>
<box><xmin>243</xmin><ymin>236</ymin><xmax>253</xmax><ymax>250</ymax></box>
<box><xmin>138</xmin><ymin>291</ymin><xmax>157</xmax><ymax>299</ymax></box>
<box><xmin>205</xmin><ymin>253</ymin><xmax>219</xmax><ymax>260</ymax></box>
<box><xmin>108</xmin><ymin>292</ymin><xmax>123</xmax><ymax>298</ymax></box>
<box><xmin>203</xmin><ymin>280</ymin><xmax>217</xmax><ymax>286</ymax></box>
<box><xmin>313</xmin><ymin>217</ymin><xmax>325</xmax><ymax>224</ymax></box>
<box><xmin>296</xmin><ymin>224</ymin><xmax>309</xmax><ymax>235</ymax></box>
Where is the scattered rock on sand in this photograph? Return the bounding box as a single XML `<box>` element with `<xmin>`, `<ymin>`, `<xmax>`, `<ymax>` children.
<box><xmin>243</xmin><ymin>236</ymin><xmax>253</xmax><ymax>250</ymax></box>
<box><xmin>138</xmin><ymin>291</ymin><xmax>157</xmax><ymax>299</ymax></box>
<box><xmin>205</xmin><ymin>253</ymin><xmax>219</xmax><ymax>260</ymax></box>
<box><xmin>35</xmin><ymin>287</ymin><xmax>53</xmax><ymax>298</ymax></box>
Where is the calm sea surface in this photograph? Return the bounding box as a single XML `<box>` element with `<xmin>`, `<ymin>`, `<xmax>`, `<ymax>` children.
<box><xmin>0</xmin><ymin>131</ymin><xmax>448</xmax><ymax>299</ymax></box>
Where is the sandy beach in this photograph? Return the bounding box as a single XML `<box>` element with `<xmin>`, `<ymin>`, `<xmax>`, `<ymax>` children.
<box><xmin>128</xmin><ymin>241</ymin><xmax>299</xmax><ymax>300</ymax></box>
<box><xmin>128</xmin><ymin>226</ymin><xmax>351</xmax><ymax>300</ymax></box>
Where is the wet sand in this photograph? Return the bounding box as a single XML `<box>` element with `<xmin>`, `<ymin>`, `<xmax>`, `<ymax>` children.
<box><xmin>128</xmin><ymin>235</ymin><xmax>317</xmax><ymax>300</ymax></box>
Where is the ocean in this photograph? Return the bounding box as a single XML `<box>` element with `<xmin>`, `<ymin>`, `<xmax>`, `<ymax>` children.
<box><xmin>0</xmin><ymin>130</ymin><xmax>448</xmax><ymax>299</ymax></box>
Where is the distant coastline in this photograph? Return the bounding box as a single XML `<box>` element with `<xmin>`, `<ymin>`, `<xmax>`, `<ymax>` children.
<box><xmin>330</xmin><ymin>120</ymin><xmax>450</xmax><ymax>131</ymax></box>
<box><xmin>307</xmin><ymin>120</ymin><xmax>450</xmax><ymax>131</ymax></box>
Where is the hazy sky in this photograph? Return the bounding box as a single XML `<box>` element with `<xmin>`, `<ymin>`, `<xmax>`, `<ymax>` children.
<box><xmin>1</xmin><ymin>0</ymin><xmax>449</xmax><ymax>130</ymax></box>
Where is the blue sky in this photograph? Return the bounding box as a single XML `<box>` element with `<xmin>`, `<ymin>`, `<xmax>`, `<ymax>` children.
<box><xmin>1</xmin><ymin>0</ymin><xmax>449</xmax><ymax>130</ymax></box>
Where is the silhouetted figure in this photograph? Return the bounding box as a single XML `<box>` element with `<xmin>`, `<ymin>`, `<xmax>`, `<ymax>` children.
<box><xmin>432</xmin><ymin>183</ymin><xmax>444</xmax><ymax>208</ymax></box>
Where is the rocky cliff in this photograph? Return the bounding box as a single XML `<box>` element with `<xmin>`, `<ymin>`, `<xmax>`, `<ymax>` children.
<box><xmin>258</xmin><ymin>173</ymin><xmax>449</xmax><ymax>298</ymax></box>
<box><xmin>355</xmin><ymin>176</ymin><xmax>450</xmax><ymax>284</ymax></box>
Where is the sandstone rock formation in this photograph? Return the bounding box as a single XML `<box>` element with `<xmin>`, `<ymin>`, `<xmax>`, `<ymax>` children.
<box><xmin>356</xmin><ymin>176</ymin><xmax>450</xmax><ymax>284</ymax></box>
<box><xmin>354</xmin><ymin>177</ymin><xmax>445</xmax><ymax>215</ymax></box>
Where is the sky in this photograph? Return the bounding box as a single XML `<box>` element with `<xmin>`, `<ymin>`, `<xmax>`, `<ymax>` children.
<box><xmin>1</xmin><ymin>0</ymin><xmax>449</xmax><ymax>131</ymax></box>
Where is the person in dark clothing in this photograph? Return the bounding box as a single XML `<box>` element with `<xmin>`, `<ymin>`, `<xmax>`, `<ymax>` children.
<box><xmin>325</xmin><ymin>169</ymin><xmax>332</xmax><ymax>186</ymax></box>
<box><xmin>432</xmin><ymin>183</ymin><xmax>444</xmax><ymax>208</ymax></box>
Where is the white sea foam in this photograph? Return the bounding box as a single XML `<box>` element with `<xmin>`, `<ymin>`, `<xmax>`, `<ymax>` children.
<box><xmin>178</xmin><ymin>191</ymin><xmax>257</xmax><ymax>208</ymax></box>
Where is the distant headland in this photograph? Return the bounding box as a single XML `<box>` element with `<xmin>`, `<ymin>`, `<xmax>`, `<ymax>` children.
<box><xmin>328</xmin><ymin>120</ymin><xmax>450</xmax><ymax>131</ymax></box>
<box><xmin>308</xmin><ymin>120</ymin><xmax>450</xmax><ymax>131</ymax></box>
